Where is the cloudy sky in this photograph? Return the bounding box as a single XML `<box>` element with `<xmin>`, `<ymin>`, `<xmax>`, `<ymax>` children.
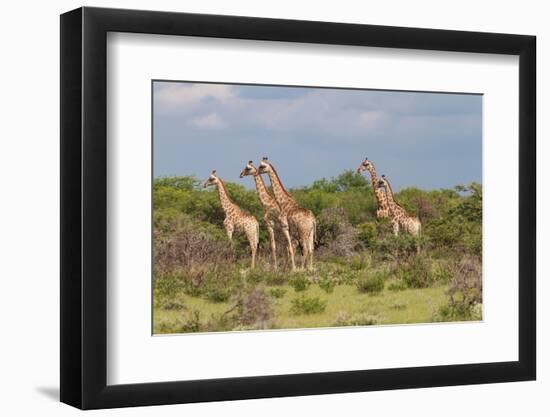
<box><xmin>153</xmin><ymin>81</ymin><xmax>481</xmax><ymax>191</ymax></box>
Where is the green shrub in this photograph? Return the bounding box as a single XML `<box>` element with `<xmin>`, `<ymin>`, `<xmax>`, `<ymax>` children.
<box><xmin>333</xmin><ymin>312</ymin><xmax>380</xmax><ymax>326</ymax></box>
<box><xmin>387</xmin><ymin>279</ymin><xmax>407</xmax><ymax>292</ymax></box>
<box><xmin>318</xmin><ymin>277</ymin><xmax>336</xmax><ymax>294</ymax></box>
<box><xmin>159</xmin><ymin>299</ymin><xmax>186</xmax><ymax>311</ymax></box>
<box><xmin>349</xmin><ymin>254</ymin><xmax>371</xmax><ymax>271</ymax></box>
<box><xmin>153</xmin><ymin>273</ymin><xmax>185</xmax><ymax>298</ymax></box>
<box><xmin>290</xmin><ymin>274</ymin><xmax>310</xmax><ymax>292</ymax></box>
<box><xmin>434</xmin><ymin>302</ymin><xmax>482</xmax><ymax>322</ymax></box>
<box><xmin>290</xmin><ymin>295</ymin><xmax>327</xmax><ymax>315</ymax></box>
<box><xmin>356</xmin><ymin>271</ymin><xmax>386</xmax><ymax>295</ymax></box>
<box><xmin>397</xmin><ymin>256</ymin><xmax>434</xmax><ymax>289</ymax></box>
<box><xmin>316</xmin><ymin>207</ymin><xmax>358</xmax><ymax>257</ymax></box>
<box><xmin>356</xmin><ymin>222</ymin><xmax>377</xmax><ymax>247</ymax></box>
<box><xmin>236</xmin><ymin>285</ymin><xmax>274</xmax><ymax>328</ymax></box>
<box><xmin>204</xmin><ymin>287</ymin><xmax>232</xmax><ymax>303</ymax></box>
<box><xmin>261</xmin><ymin>268</ymin><xmax>288</xmax><ymax>286</ymax></box>
<box><xmin>433</xmin><ymin>256</ymin><xmax>482</xmax><ymax>322</ymax></box>
<box><xmin>157</xmin><ymin>310</ymin><xmax>202</xmax><ymax>333</ymax></box>
<box><xmin>373</xmin><ymin>234</ymin><xmax>426</xmax><ymax>263</ymax></box>
<box><xmin>178</xmin><ymin>267</ymin><xmax>242</xmax><ymax>302</ymax></box>
<box><xmin>268</xmin><ymin>288</ymin><xmax>287</xmax><ymax>299</ymax></box>
<box><xmin>432</xmin><ymin>261</ymin><xmax>453</xmax><ymax>284</ymax></box>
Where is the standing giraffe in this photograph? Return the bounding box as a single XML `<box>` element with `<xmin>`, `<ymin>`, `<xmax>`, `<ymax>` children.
<box><xmin>258</xmin><ymin>157</ymin><xmax>316</xmax><ymax>271</ymax></box>
<box><xmin>357</xmin><ymin>157</ymin><xmax>390</xmax><ymax>218</ymax></box>
<box><xmin>240</xmin><ymin>161</ymin><xmax>283</xmax><ymax>269</ymax></box>
<box><xmin>203</xmin><ymin>170</ymin><xmax>259</xmax><ymax>269</ymax></box>
<box><xmin>377</xmin><ymin>175</ymin><xmax>421</xmax><ymax>237</ymax></box>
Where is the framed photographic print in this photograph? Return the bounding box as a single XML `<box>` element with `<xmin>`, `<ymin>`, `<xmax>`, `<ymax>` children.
<box><xmin>60</xmin><ymin>6</ymin><xmax>536</xmax><ymax>410</ymax></box>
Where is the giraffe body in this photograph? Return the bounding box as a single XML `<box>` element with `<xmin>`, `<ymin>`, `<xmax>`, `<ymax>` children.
<box><xmin>378</xmin><ymin>175</ymin><xmax>421</xmax><ymax>237</ymax></box>
<box><xmin>258</xmin><ymin>158</ymin><xmax>316</xmax><ymax>271</ymax></box>
<box><xmin>240</xmin><ymin>162</ymin><xmax>283</xmax><ymax>269</ymax></box>
<box><xmin>357</xmin><ymin>157</ymin><xmax>390</xmax><ymax>219</ymax></box>
<box><xmin>204</xmin><ymin>171</ymin><xmax>259</xmax><ymax>268</ymax></box>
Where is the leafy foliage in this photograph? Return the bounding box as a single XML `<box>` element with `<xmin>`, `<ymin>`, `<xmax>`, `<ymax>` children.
<box><xmin>356</xmin><ymin>271</ymin><xmax>387</xmax><ymax>295</ymax></box>
<box><xmin>290</xmin><ymin>295</ymin><xmax>328</xmax><ymax>315</ymax></box>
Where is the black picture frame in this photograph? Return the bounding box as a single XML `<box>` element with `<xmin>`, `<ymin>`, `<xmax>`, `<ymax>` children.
<box><xmin>60</xmin><ymin>6</ymin><xmax>536</xmax><ymax>410</ymax></box>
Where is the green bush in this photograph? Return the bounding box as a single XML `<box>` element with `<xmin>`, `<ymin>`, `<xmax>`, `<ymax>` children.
<box><xmin>397</xmin><ymin>256</ymin><xmax>434</xmax><ymax>289</ymax></box>
<box><xmin>236</xmin><ymin>285</ymin><xmax>274</xmax><ymax>328</ymax></box>
<box><xmin>435</xmin><ymin>255</ymin><xmax>483</xmax><ymax>321</ymax></box>
<box><xmin>290</xmin><ymin>295</ymin><xmax>327</xmax><ymax>315</ymax></box>
<box><xmin>349</xmin><ymin>254</ymin><xmax>371</xmax><ymax>271</ymax></box>
<box><xmin>159</xmin><ymin>299</ymin><xmax>186</xmax><ymax>311</ymax></box>
<box><xmin>290</xmin><ymin>274</ymin><xmax>310</xmax><ymax>292</ymax></box>
<box><xmin>423</xmin><ymin>183</ymin><xmax>482</xmax><ymax>256</ymax></box>
<box><xmin>387</xmin><ymin>279</ymin><xmax>408</xmax><ymax>292</ymax></box>
<box><xmin>316</xmin><ymin>207</ymin><xmax>358</xmax><ymax>257</ymax></box>
<box><xmin>356</xmin><ymin>222</ymin><xmax>377</xmax><ymax>247</ymax></box>
<box><xmin>356</xmin><ymin>271</ymin><xmax>386</xmax><ymax>295</ymax></box>
<box><xmin>318</xmin><ymin>277</ymin><xmax>336</xmax><ymax>294</ymax></box>
<box><xmin>373</xmin><ymin>234</ymin><xmax>425</xmax><ymax>263</ymax></box>
<box><xmin>204</xmin><ymin>286</ymin><xmax>232</xmax><ymax>303</ymax></box>
<box><xmin>268</xmin><ymin>288</ymin><xmax>287</xmax><ymax>299</ymax></box>
<box><xmin>333</xmin><ymin>312</ymin><xmax>380</xmax><ymax>326</ymax></box>
<box><xmin>153</xmin><ymin>273</ymin><xmax>185</xmax><ymax>298</ymax></box>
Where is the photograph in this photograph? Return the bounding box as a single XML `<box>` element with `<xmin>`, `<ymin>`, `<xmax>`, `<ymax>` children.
<box><xmin>152</xmin><ymin>80</ymin><xmax>483</xmax><ymax>334</ymax></box>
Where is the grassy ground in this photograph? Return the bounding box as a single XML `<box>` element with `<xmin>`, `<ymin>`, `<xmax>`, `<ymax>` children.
<box><xmin>154</xmin><ymin>279</ymin><xmax>449</xmax><ymax>334</ymax></box>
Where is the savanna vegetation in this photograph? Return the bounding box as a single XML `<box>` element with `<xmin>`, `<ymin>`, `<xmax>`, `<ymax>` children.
<box><xmin>153</xmin><ymin>171</ymin><xmax>482</xmax><ymax>333</ymax></box>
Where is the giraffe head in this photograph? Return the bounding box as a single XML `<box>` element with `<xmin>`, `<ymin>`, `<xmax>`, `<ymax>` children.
<box><xmin>357</xmin><ymin>157</ymin><xmax>373</xmax><ymax>173</ymax></box>
<box><xmin>257</xmin><ymin>156</ymin><xmax>273</xmax><ymax>175</ymax></box>
<box><xmin>203</xmin><ymin>170</ymin><xmax>220</xmax><ymax>188</ymax></box>
<box><xmin>377</xmin><ymin>175</ymin><xmax>389</xmax><ymax>190</ymax></box>
<box><xmin>240</xmin><ymin>160</ymin><xmax>259</xmax><ymax>178</ymax></box>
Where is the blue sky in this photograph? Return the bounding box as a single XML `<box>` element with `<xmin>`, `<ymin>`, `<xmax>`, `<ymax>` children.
<box><xmin>153</xmin><ymin>81</ymin><xmax>481</xmax><ymax>191</ymax></box>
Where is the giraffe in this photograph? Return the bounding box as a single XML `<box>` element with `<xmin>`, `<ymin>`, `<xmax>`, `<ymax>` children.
<box><xmin>203</xmin><ymin>170</ymin><xmax>259</xmax><ymax>269</ymax></box>
<box><xmin>240</xmin><ymin>161</ymin><xmax>284</xmax><ymax>269</ymax></box>
<box><xmin>377</xmin><ymin>175</ymin><xmax>422</xmax><ymax>237</ymax></box>
<box><xmin>357</xmin><ymin>157</ymin><xmax>390</xmax><ymax>219</ymax></box>
<box><xmin>258</xmin><ymin>157</ymin><xmax>316</xmax><ymax>271</ymax></box>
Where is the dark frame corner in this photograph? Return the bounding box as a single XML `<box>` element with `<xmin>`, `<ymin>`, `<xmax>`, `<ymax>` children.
<box><xmin>60</xmin><ymin>6</ymin><xmax>536</xmax><ymax>410</ymax></box>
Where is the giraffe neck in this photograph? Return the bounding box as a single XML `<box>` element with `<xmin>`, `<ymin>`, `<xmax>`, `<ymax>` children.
<box><xmin>253</xmin><ymin>174</ymin><xmax>276</xmax><ymax>208</ymax></box>
<box><xmin>366</xmin><ymin>163</ymin><xmax>388</xmax><ymax>209</ymax></box>
<box><xmin>384</xmin><ymin>179</ymin><xmax>396</xmax><ymax>203</ymax></box>
<box><xmin>383</xmin><ymin>180</ymin><xmax>402</xmax><ymax>214</ymax></box>
<box><xmin>376</xmin><ymin>188</ymin><xmax>390</xmax><ymax>210</ymax></box>
<box><xmin>267</xmin><ymin>167</ymin><xmax>295</xmax><ymax>207</ymax></box>
<box><xmin>366</xmin><ymin>164</ymin><xmax>379</xmax><ymax>190</ymax></box>
<box><xmin>216</xmin><ymin>180</ymin><xmax>238</xmax><ymax>216</ymax></box>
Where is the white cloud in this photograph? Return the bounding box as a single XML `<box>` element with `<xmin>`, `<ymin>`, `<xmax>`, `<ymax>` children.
<box><xmin>191</xmin><ymin>113</ymin><xmax>227</xmax><ymax>129</ymax></box>
<box><xmin>357</xmin><ymin>111</ymin><xmax>390</xmax><ymax>130</ymax></box>
<box><xmin>155</xmin><ymin>83</ymin><xmax>235</xmax><ymax>110</ymax></box>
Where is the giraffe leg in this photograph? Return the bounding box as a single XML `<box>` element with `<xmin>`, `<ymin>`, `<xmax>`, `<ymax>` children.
<box><xmin>282</xmin><ymin>227</ymin><xmax>296</xmax><ymax>271</ymax></box>
<box><xmin>266</xmin><ymin>223</ymin><xmax>277</xmax><ymax>269</ymax></box>
<box><xmin>224</xmin><ymin>221</ymin><xmax>234</xmax><ymax>241</ymax></box>
<box><xmin>299</xmin><ymin>236</ymin><xmax>308</xmax><ymax>270</ymax></box>
<box><xmin>250</xmin><ymin>239</ymin><xmax>257</xmax><ymax>269</ymax></box>
<box><xmin>392</xmin><ymin>219</ymin><xmax>400</xmax><ymax>236</ymax></box>
<box><xmin>245</xmin><ymin>224</ymin><xmax>259</xmax><ymax>269</ymax></box>
<box><xmin>307</xmin><ymin>227</ymin><xmax>315</xmax><ymax>271</ymax></box>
